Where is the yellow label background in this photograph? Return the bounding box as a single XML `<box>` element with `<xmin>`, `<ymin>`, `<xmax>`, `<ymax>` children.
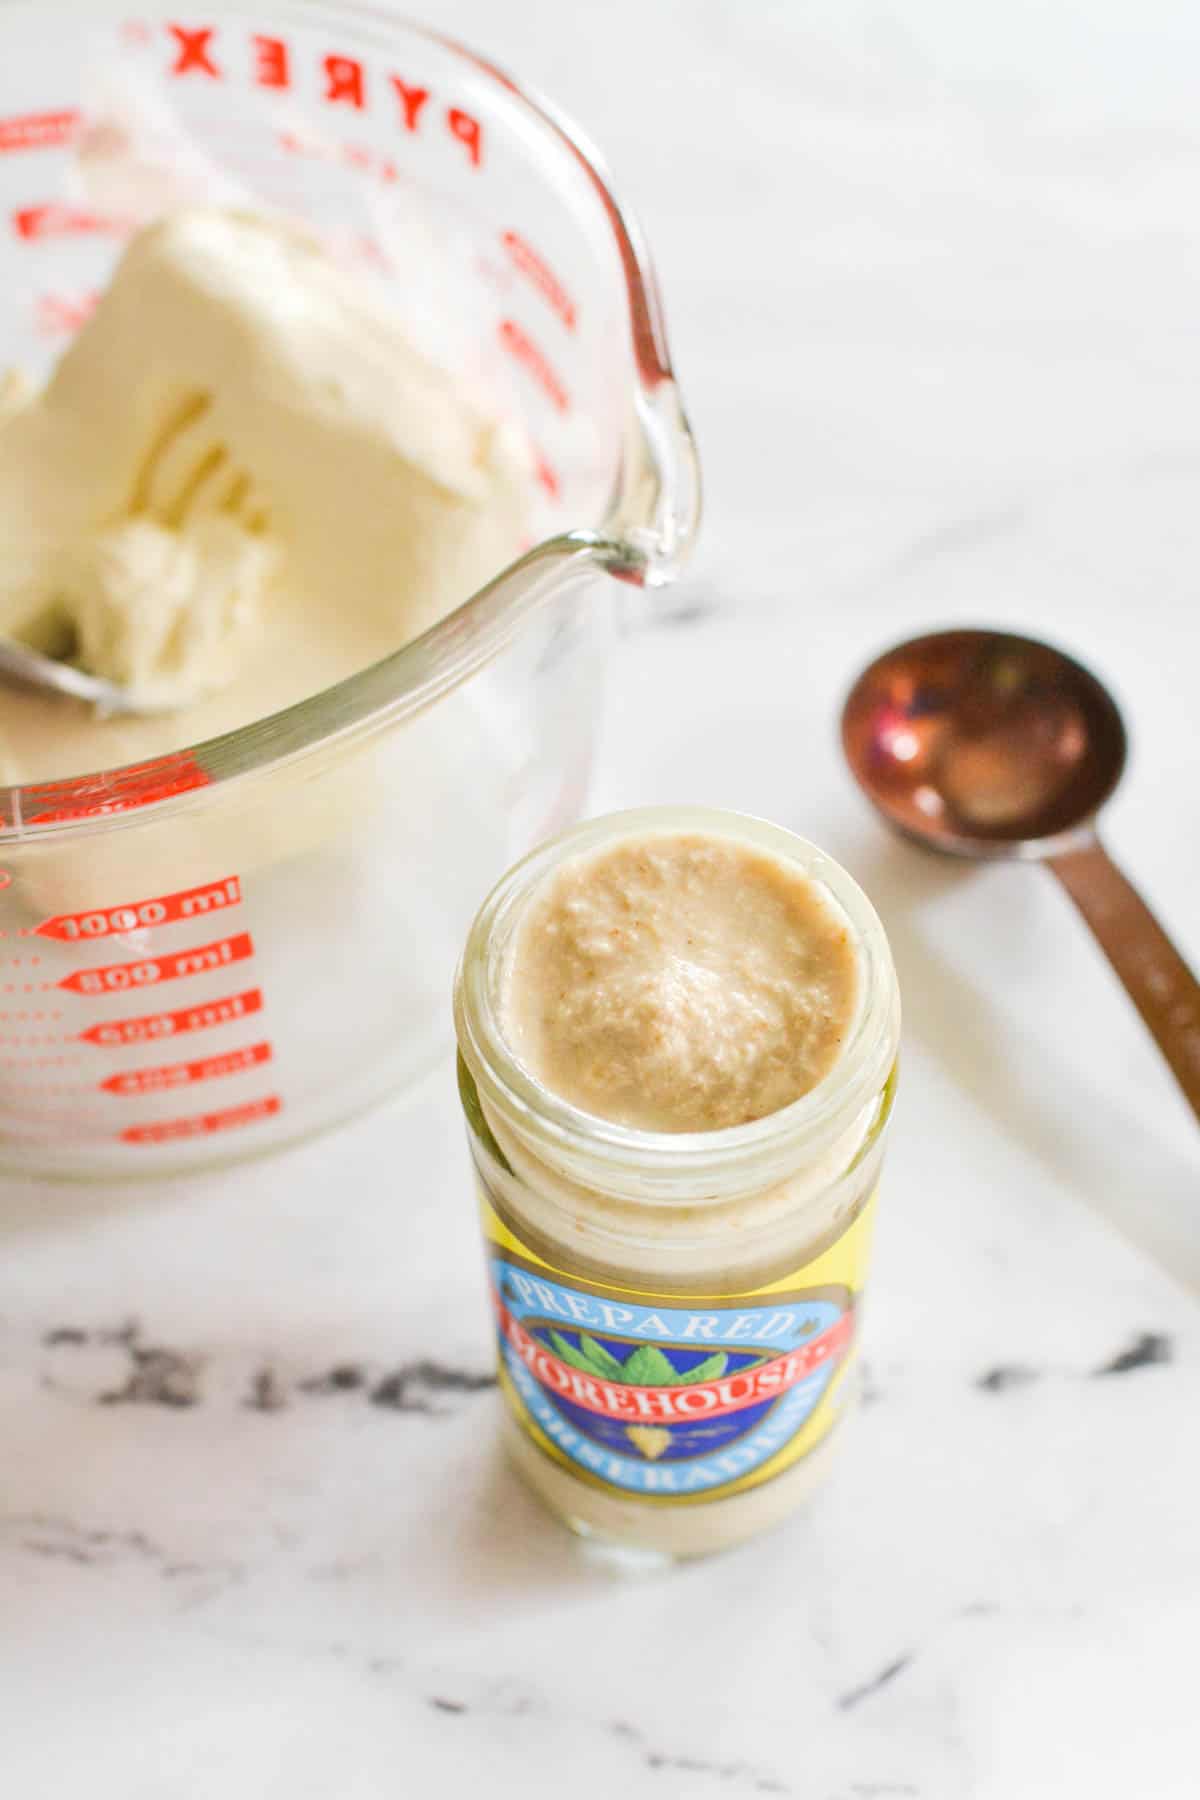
<box><xmin>481</xmin><ymin>1189</ymin><xmax>879</xmax><ymax>1506</ymax></box>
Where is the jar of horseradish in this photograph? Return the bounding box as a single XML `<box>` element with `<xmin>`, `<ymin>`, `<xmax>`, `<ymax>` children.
<box><xmin>453</xmin><ymin>807</ymin><xmax>900</xmax><ymax>1558</ymax></box>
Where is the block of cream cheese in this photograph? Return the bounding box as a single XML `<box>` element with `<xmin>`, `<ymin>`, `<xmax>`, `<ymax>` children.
<box><xmin>0</xmin><ymin>209</ymin><xmax>530</xmax><ymax>781</ymax></box>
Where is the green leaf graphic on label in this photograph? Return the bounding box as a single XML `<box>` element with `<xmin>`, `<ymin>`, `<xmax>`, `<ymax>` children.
<box><xmin>676</xmin><ymin>1351</ymin><xmax>728</xmax><ymax>1384</ymax></box>
<box><xmin>547</xmin><ymin>1335</ymin><xmax>733</xmax><ymax>1388</ymax></box>
<box><xmin>620</xmin><ymin>1345</ymin><xmax>678</xmax><ymax>1386</ymax></box>
<box><xmin>548</xmin><ymin>1330</ymin><xmax>607</xmax><ymax>1376</ymax></box>
<box><xmin>578</xmin><ymin>1334</ymin><xmax>625</xmax><ymax>1378</ymax></box>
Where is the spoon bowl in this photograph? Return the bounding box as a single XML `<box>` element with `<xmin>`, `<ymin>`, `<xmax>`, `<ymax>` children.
<box><xmin>842</xmin><ymin>628</ymin><xmax>1127</xmax><ymax>858</ymax></box>
<box><xmin>841</xmin><ymin>626</ymin><xmax>1200</xmax><ymax>1123</ymax></box>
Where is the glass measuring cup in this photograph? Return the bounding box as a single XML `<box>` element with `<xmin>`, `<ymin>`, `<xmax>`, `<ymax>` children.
<box><xmin>0</xmin><ymin>1</ymin><xmax>699</xmax><ymax>1177</ymax></box>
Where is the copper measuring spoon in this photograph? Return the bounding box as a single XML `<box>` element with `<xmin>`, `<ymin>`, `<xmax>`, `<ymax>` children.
<box><xmin>841</xmin><ymin>627</ymin><xmax>1200</xmax><ymax>1123</ymax></box>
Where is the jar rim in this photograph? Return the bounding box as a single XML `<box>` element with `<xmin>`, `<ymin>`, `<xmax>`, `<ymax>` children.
<box><xmin>453</xmin><ymin>806</ymin><xmax>901</xmax><ymax>1201</ymax></box>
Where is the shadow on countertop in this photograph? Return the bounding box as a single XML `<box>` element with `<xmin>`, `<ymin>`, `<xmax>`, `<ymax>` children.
<box><xmin>845</xmin><ymin>831</ymin><xmax>1200</xmax><ymax>1292</ymax></box>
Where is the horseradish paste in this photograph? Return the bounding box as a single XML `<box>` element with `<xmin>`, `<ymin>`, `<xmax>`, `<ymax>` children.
<box><xmin>502</xmin><ymin>832</ymin><xmax>857</xmax><ymax>1133</ymax></box>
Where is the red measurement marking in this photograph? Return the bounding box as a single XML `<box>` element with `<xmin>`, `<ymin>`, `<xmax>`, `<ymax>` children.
<box><xmin>0</xmin><ymin>110</ymin><xmax>79</xmax><ymax>154</ymax></box>
<box><xmin>277</xmin><ymin>129</ymin><xmax>399</xmax><ymax>188</ymax></box>
<box><xmin>78</xmin><ymin>987</ymin><xmax>263</xmax><ymax>1047</ymax></box>
<box><xmin>18</xmin><ymin>753</ymin><xmax>210</xmax><ymax>824</ymax></box>
<box><xmin>121</xmin><ymin>1094</ymin><xmax>281</xmax><ymax>1145</ymax></box>
<box><xmin>2</xmin><ymin>1116</ymin><xmax>107</xmax><ymax>1140</ymax></box>
<box><xmin>500</xmin><ymin>232</ymin><xmax>577</xmax><ymax>331</ymax></box>
<box><xmin>353</xmin><ymin>234</ymin><xmax>394</xmax><ymax>273</ymax></box>
<box><xmin>14</xmin><ymin>205</ymin><xmax>131</xmax><ymax>242</ymax></box>
<box><xmin>36</xmin><ymin>290</ymin><xmax>101</xmax><ymax>339</ymax></box>
<box><xmin>58</xmin><ymin>932</ymin><xmax>253</xmax><ymax>997</ymax></box>
<box><xmin>101</xmin><ymin>1041</ymin><xmax>272</xmax><ymax>1096</ymax></box>
<box><xmin>534</xmin><ymin>450</ymin><xmax>561</xmax><ymax>501</ymax></box>
<box><xmin>0</xmin><ymin>1083</ymin><xmax>83</xmax><ymax>1096</ymax></box>
<box><xmin>498</xmin><ymin>320</ymin><xmax>570</xmax><ymax>414</ymax></box>
<box><xmin>36</xmin><ymin>876</ymin><xmax>241</xmax><ymax>942</ymax></box>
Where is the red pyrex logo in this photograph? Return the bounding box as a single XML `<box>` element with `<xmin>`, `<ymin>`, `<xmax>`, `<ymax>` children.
<box><xmin>159</xmin><ymin>22</ymin><xmax>483</xmax><ymax>165</ymax></box>
<box><xmin>495</xmin><ymin>1297</ymin><xmax>854</xmax><ymax>1424</ymax></box>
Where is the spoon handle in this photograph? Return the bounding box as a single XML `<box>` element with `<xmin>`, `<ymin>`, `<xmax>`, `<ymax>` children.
<box><xmin>1047</xmin><ymin>839</ymin><xmax>1200</xmax><ymax>1124</ymax></box>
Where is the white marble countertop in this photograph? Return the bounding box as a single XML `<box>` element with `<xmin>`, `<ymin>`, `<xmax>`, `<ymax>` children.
<box><xmin>2</xmin><ymin>2</ymin><xmax>1199</xmax><ymax>1795</ymax></box>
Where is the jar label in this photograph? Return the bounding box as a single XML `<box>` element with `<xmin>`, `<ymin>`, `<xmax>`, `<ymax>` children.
<box><xmin>478</xmin><ymin>1187</ymin><xmax>877</xmax><ymax>1505</ymax></box>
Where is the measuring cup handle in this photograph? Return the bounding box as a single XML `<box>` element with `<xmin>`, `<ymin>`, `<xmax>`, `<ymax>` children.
<box><xmin>1047</xmin><ymin>838</ymin><xmax>1200</xmax><ymax>1125</ymax></box>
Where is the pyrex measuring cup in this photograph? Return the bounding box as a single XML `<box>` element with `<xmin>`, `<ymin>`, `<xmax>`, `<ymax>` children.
<box><xmin>0</xmin><ymin>1</ymin><xmax>699</xmax><ymax>1177</ymax></box>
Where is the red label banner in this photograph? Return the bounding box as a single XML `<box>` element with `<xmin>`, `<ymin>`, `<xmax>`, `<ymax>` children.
<box><xmin>495</xmin><ymin>1298</ymin><xmax>853</xmax><ymax>1425</ymax></box>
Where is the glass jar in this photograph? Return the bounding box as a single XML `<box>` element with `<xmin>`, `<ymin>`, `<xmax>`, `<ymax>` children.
<box><xmin>454</xmin><ymin>807</ymin><xmax>901</xmax><ymax>1558</ymax></box>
